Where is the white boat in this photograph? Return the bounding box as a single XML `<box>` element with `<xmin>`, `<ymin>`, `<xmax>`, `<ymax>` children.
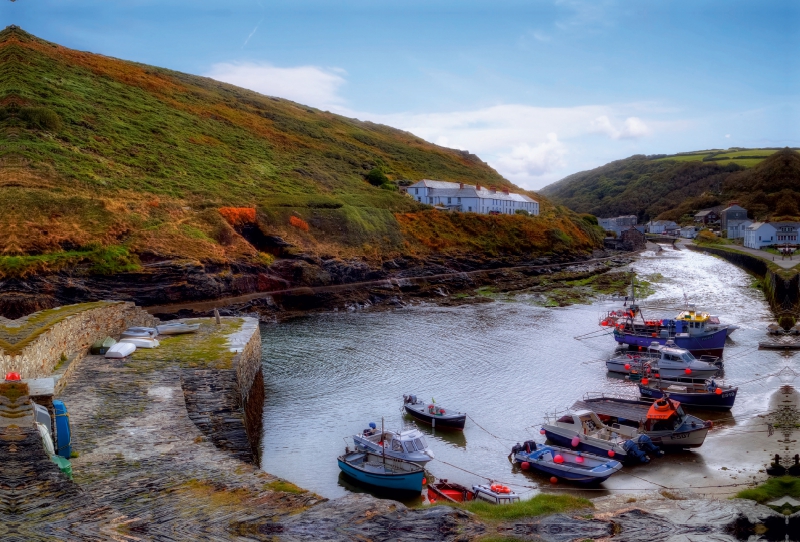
<box><xmin>542</xmin><ymin>410</ymin><xmax>635</xmax><ymax>463</ymax></box>
<box><xmin>156</xmin><ymin>322</ymin><xmax>201</xmax><ymax>335</ymax></box>
<box><xmin>119</xmin><ymin>337</ymin><xmax>160</xmax><ymax>349</ymax></box>
<box><xmin>121</xmin><ymin>327</ymin><xmax>158</xmax><ymax>339</ymax></box>
<box><xmin>606</xmin><ymin>341</ymin><xmax>721</xmax><ymax>379</ymax></box>
<box><xmin>105</xmin><ymin>342</ymin><xmax>136</xmax><ymax>359</ymax></box>
<box><xmin>472</xmin><ymin>483</ymin><xmax>520</xmax><ymax>504</ymax></box>
<box><xmin>352</xmin><ymin>423</ymin><xmax>435</xmax><ymax>465</ymax></box>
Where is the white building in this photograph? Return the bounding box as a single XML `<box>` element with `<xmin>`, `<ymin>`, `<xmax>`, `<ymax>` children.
<box><xmin>599</xmin><ymin>215</ymin><xmax>638</xmax><ymax>236</ymax></box>
<box><xmin>404</xmin><ymin>180</ymin><xmax>539</xmax><ymax>216</ymax></box>
<box><xmin>680</xmin><ymin>226</ymin><xmax>700</xmax><ymax>239</ymax></box>
<box><xmin>646</xmin><ymin>220</ymin><xmax>679</xmax><ymax>235</ymax></box>
<box><xmin>743</xmin><ymin>222</ymin><xmax>776</xmax><ymax>249</ymax></box>
<box><xmin>773</xmin><ymin>222</ymin><xmax>800</xmax><ymax>244</ymax></box>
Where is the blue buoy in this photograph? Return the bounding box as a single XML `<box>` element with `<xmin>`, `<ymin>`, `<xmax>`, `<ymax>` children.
<box><xmin>52</xmin><ymin>400</ymin><xmax>72</xmax><ymax>459</ymax></box>
<box><xmin>369</xmin><ymin>422</ymin><xmax>376</xmax><ymax>429</ymax></box>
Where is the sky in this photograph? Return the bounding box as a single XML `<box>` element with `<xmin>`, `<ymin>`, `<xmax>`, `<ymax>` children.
<box><xmin>3</xmin><ymin>1</ymin><xmax>798</xmax><ymax>190</ymax></box>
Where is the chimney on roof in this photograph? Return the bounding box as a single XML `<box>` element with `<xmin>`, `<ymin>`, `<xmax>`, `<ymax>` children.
<box><xmin>490</xmin><ymin>186</ymin><xmax>497</xmax><ymax>193</ymax></box>
<box><xmin>502</xmin><ymin>188</ymin><xmax>509</xmax><ymax>195</ymax></box>
<box><xmin>476</xmin><ymin>183</ymin><xmax>482</xmax><ymax>191</ymax></box>
<box><xmin>459</xmin><ymin>183</ymin><xmax>464</xmax><ymax>189</ymax></box>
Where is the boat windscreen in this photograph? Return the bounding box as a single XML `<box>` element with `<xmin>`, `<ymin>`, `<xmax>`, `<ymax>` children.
<box><xmin>415</xmin><ymin>437</ymin><xmax>427</xmax><ymax>450</ymax></box>
<box><xmin>681</xmin><ymin>352</ymin><xmax>695</xmax><ymax>361</ymax></box>
<box><xmin>404</xmin><ymin>442</ymin><xmax>416</xmax><ymax>453</ymax></box>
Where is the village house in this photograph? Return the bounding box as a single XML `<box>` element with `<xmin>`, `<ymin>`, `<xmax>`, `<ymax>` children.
<box><xmin>720</xmin><ymin>204</ymin><xmax>750</xmax><ymax>239</ymax></box>
<box><xmin>743</xmin><ymin>222</ymin><xmax>776</xmax><ymax>249</ymax></box>
<box><xmin>598</xmin><ymin>215</ymin><xmax>642</xmax><ymax>236</ymax></box>
<box><xmin>646</xmin><ymin>220</ymin><xmax>679</xmax><ymax>235</ymax></box>
<box><xmin>774</xmin><ymin>222</ymin><xmax>800</xmax><ymax>244</ymax></box>
<box><xmin>680</xmin><ymin>226</ymin><xmax>700</xmax><ymax>239</ymax></box>
<box><xmin>693</xmin><ymin>209</ymin><xmax>719</xmax><ymax>224</ymax></box>
<box><xmin>403</xmin><ymin>180</ymin><xmax>539</xmax><ymax>215</ymax></box>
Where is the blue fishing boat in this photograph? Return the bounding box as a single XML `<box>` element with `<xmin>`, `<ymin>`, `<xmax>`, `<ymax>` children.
<box><xmin>337</xmin><ymin>450</ymin><xmax>425</xmax><ymax>492</ymax></box>
<box><xmin>638</xmin><ymin>378</ymin><xmax>738</xmax><ymax>410</ymax></box>
<box><xmin>511</xmin><ymin>440</ymin><xmax>622</xmax><ymax>484</ymax></box>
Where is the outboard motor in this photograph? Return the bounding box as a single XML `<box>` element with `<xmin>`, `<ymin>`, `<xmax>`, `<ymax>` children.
<box><xmin>634</xmin><ymin>434</ymin><xmax>664</xmax><ymax>457</ymax></box>
<box><xmin>523</xmin><ymin>440</ymin><xmax>537</xmax><ymax>453</ymax></box>
<box><xmin>622</xmin><ymin>440</ymin><xmax>650</xmax><ymax>463</ymax></box>
<box><xmin>403</xmin><ymin>394</ymin><xmax>417</xmax><ymax>404</ymax></box>
<box><xmin>511</xmin><ymin>442</ymin><xmax>524</xmax><ymax>455</ymax></box>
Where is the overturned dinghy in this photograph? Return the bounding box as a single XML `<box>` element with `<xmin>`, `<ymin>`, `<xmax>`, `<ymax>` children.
<box><xmin>119</xmin><ymin>337</ymin><xmax>160</xmax><ymax>349</ymax></box>
<box><xmin>156</xmin><ymin>322</ymin><xmax>200</xmax><ymax>335</ymax></box>
<box><xmin>105</xmin><ymin>342</ymin><xmax>136</xmax><ymax>359</ymax></box>
<box><xmin>121</xmin><ymin>327</ymin><xmax>158</xmax><ymax>339</ymax></box>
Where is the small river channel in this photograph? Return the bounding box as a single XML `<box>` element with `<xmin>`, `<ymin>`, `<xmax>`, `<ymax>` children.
<box><xmin>260</xmin><ymin>245</ymin><xmax>794</xmax><ymax>502</ymax></box>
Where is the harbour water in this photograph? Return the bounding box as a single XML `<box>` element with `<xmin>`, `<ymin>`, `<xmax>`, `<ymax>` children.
<box><xmin>261</xmin><ymin>245</ymin><xmax>790</xmax><ymax>501</ymax></box>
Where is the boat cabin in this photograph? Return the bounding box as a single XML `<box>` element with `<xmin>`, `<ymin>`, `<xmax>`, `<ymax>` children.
<box><xmin>360</xmin><ymin>427</ymin><xmax>431</xmax><ymax>456</ymax></box>
<box><xmin>555</xmin><ymin>410</ymin><xmax>637</xmax><ymax>440</ymax></box>
<box><xmin>642</xmin><ymin>399</ymin><xmax>686</xmax><ymax>432</ymax></box>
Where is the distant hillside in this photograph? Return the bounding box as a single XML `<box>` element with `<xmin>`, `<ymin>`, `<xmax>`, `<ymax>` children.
<box><xmin>541</xmin><ymin>148</ymin><xmax>800</xmax><ymax>223</ymax></box>
<box><xmin>0</xmin><ymin>26</ymin><xmax>601</xmax><ymax>279</ymax></box>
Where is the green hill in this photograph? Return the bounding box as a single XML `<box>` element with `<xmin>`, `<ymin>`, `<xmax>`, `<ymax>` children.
<box><xmin>0</xmin><ymin>26</ymin><xmax>601</xmax><ymax>279</ymax></box>
<box><xmin>541</xmin><ymin>148</ymin><xmax>800</xmax><ymax>223</ymax></box>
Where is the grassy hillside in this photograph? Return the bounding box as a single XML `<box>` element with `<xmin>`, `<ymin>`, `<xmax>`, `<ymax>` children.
<box><xmin>0</xmin><ymin>26</ymin><xmax>600</xmax><ymax>278</ymax></box>
<box><xmin>541</xmin><ymin>148</ymin><xmax>800</xmax><ymax>223</ymax></box>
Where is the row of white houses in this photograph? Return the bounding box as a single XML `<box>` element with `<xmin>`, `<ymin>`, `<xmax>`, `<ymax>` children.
<box><xmin>403</xmin><ymin>180</ymin><xmax>539</xmax><ymax>215</ymax></box>
<box><xmin>744</xmin><ymin>222</ymin><xmax>800</xmax><ymax>249</ymax></box>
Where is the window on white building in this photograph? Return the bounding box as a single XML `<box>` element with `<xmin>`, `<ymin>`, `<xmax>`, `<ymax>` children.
<box><xmin>415</xmin><ymin>188</ymin><xmax>419</xmax><ymax>194</ymax></box>
<box><xmin>447</xmin><ymin>197</ymin><xmax>451</xmax><ymax>204</ymax></box>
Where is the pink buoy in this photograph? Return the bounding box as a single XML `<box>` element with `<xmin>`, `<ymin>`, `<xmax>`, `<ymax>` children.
<box><xmin>641</xmin><ymin>378</ymin><xmax>649</xmax><ymax>385</ymax></box>
<box><xmin>685</xmin><ymin>368</ymin><xmax>692</xmax><ymax>374</ymax></box>
<box><xmin>571</xmin><ymin>436</ymin><xmax>580</xmax><ymax>447</ymax></box>
<box><xmin>715</xmin><ymin>388</ymin><xmax>723</xmax><ymax>395</ymax></box>
<box><xmin>553</xmin><ymin>454</ymin><xmax>564</xmax><ymax>464</ymax></box>
<box><xmin>608</xmin><ymin>450</ymin><xmax>615</xmax><ymax>458</ymax></box>
<box><xmin>550</xmin><ymin>476</ymin><xmax>558</xmax><ymax>484</ymax></box>
<box><xmin>521</xmin><ymin>461</ymin><xmax>530</xmax><ymax>470</ymax></box>
<box><xmin>575</xmin><ymin>455</ymin><xmax>584</xmax><ymax>463</ymax></box>
<box><xmin>624</xmin><ymin>363</ymin><xmax>631</xmax><ymax>370</ymax></box>
<box><xmin>540</xmin><ymin>429</ymin><xmax>546</xmax><ymax>435</ymax></box>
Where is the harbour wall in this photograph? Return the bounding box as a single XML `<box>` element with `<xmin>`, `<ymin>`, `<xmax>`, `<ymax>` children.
<box><xmin>0</xmin><ymin>301</ymin><xmax>156</xmax><ymax>379</ymax></box>
<box><xmin>687</xmin><ymin>244</ymin><xmax>800</xmax><ymax>328</ymax></box>
<box><xmin>228</xmin><ymin>317</ymin><xmax>264</xmax><ymax>463</ymax></box>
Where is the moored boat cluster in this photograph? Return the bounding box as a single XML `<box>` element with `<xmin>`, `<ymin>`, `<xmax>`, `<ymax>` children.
<box><xmin>336</xmin><ymin>299</ymin><xmax>741</xmax><ymax>504</ymax></box>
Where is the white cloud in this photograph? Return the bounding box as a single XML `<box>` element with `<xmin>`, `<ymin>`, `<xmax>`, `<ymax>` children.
<box><xmin>590</xmin><ymin>115</ymin><xmax>650</xmax><ymax>140</ymax></box>
<box><xmin>494</xmin><ymin>134</ymin><xmax>567</xmax><ymax>179</ymax></box>
<box><xmin>204</xmin><ymin>62</ymin><xmax>347</xmax><ymax>111</ymax></box>
<box><xmin>725</xmin><ymin>134</ymin><xmax>731</xmax><ymax>138</ymax></box>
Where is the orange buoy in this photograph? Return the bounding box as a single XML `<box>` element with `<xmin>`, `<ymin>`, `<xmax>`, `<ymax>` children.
<box><xmin>642</xmin><ymin>378</ymin><xmax>649</xmax><ymax>385</ymax></box>
<box><xmin>521</xmin><ymin>461</ymin><xmax>530</xmax><ymax>470</ymax></box>
<box><xmin>550</xmin><ymin>476</ymin><xmax>558</xmax><ymax>484</ymax></box>
<box><xmin>715</xmin><ymin>388</ymin><xmax>723</xmax><ymax>395</ymax></box>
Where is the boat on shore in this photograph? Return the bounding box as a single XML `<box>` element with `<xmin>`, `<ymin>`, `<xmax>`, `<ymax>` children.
<box><xmin>472</xmin><ymin>483</ymin><xmax>520</xmax><ymax>504</ymax></box>
<box><xmin>638</xmin><ymin>378</ymin><xmax>738</xmax><ymax>410</ymax></box>
<box><xmin>403</xmin><ymin>395</ymin><xmax>466</xmax><ymax>430</ymax></box>
<box><xmin>427</xmin><ymin>480</ymin><xmax>475</xmax><ymax>503</ymax></box>
<box><xmin>511</xmin><ymin>440</ymin><xmax>622</xmax><ymax>484</ymax></box>
<box><xmin>156</xmin><ymin>322</ymin><xmax>200</xmax><ymax>335</ymax></box>
<box><xmin>573</xmin><ymin>395</ymin><xmax>711</xmax><ymax>448</ymax></box>
<box><xmin>104</xmin><ymin>341</ymin><xmax>136</xmax><ymax>359</ymax></box>
<box><xmin>121</xmin><ymin>327</ymin><xmax>158</xmax><ymax>339</ymax></box>
<box><xmin>352</xmin><ymin>423</ymin><xmax>434</xmax><ymax>464</ymax></box>
<box><xmin>606</xmin><ymin>341</ymin><xmax>721</xmax><ymax>379</ymax></box>
<box><xmin>338</xmin><ymin>450</ymin><xmax>425</xmax><ymax>492</ymax></box>
<box><xmin>119</xmin><ymin>337</ymin><xmax>160</xmax><ymax>349</ymax></box>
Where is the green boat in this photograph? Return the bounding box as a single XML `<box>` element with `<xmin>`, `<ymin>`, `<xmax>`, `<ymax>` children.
<box><xmin>90</xmin><ymin>336</ymin><xmax>116</xmax><ymax>355</ymax></box>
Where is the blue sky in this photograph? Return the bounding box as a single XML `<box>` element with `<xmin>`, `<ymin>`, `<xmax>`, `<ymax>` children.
<box><xmin>3</xmin><ymin>1</ymin><xmax>798</xmax><ymax>189</ymax></box>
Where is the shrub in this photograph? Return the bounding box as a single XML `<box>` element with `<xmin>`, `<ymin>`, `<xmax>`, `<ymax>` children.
<box><xmin>515</xmin><ymin>209</ymin><xmax>530</xmax><ymax>216</ymax></box>
<box><xmin>365</xmin><ymin>168</ymin><xmax>389</xmax><ymax>187</ymax></box>
<box><xmin>218</xmin><ymin>207</ymin><xmax>256</xmax><ymax>226</ymax></box>
<box><xmin>289</xmin><ymin>215</ymin><xmax>309</xmax><ymax>231</ymax></box>
<box><xmin>380</xmin><ymin>183</ymin><xmax>397</xmax><ymax>191</ymax></box>
<box><xmin>696</xmin><ymin>230</ymin><xmax>719</xmax><ymax>243</ymax></box>
<box><xmin>211</xmin><ymin>222</ymin><xmax>236</xmax><ymax>245</ymax></box>
<box><xmin>19</xmin><ymin>107</ymin><xmax>62</xmax><ymax>131</ymax></box>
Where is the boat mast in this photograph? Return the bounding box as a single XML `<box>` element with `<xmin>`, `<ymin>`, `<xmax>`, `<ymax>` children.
<box><xmin>382</xmin><ymin>417</ymin><xmax>386</xmax><ymax>467</ymax></box>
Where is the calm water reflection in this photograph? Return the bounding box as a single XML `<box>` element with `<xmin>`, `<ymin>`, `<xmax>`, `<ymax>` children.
<box><xmin>261</xmin><ymin>246</ymin><xmax>788</xmax><ymax>500</ymax></box>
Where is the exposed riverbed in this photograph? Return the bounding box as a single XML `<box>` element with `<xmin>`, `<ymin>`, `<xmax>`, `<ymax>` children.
<box><xmin>260</xmin><ymin>244</ymin><xmax>793</xmax><ymax>503</ymax></box>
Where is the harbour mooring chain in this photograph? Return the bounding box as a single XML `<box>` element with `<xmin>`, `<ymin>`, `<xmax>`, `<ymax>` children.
<box><xmin>466</xmin><ymin>414</ymin><xmax>520</xmax><ymax>443</ymax></box>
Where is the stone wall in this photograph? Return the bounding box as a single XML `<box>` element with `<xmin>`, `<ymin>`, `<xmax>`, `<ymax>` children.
<box><xmin>227</xmin><ymin>317</ymin><xmax>264</xmax><ymax>463</ymax></box>
<box><xmin>0</xmin><ymin>301</ymin><xmax>157</xmax><ymax>379</ymax></box>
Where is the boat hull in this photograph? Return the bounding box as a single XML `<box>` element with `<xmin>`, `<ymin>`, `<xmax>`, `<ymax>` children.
<box><xmin>606</xmin><ymin>358</ymin><xmax>719</xmax><ymax>379</ymax></box>
<box><xmin>337</xmin><ymin>458</ymin><xmax>424</xmax><ymax>492</ymax></box>
<box><xmin>614</xmin><ymin>329</ymin><xmax>727</xmax><ymax>357</ymax></box>
<box><xmin>404</xmin><ymin>405</ymin><xmax>466</xmax><ymax>430</ymax></box>
<box><xmin>352</xmin><ymin>434</ymin><xmax>433</xmax><ymax>465</ymax></box>
<box><xmin>646</xmin><ymin>427</ymin><xmax>709</xmax><ymax>448</ymax></box>
<box><xmin>638</xmin><ymin>384</ymin><xmax>737</xmax><ymax>410</ymax></box>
